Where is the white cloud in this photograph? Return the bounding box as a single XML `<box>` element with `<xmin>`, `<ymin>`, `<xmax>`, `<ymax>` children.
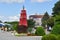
<box><xmin>0</xmin><ymin>16</ymin><xmax>4</xmax><ymax>18</ymax></box>
<box><xmin>0</xmin><ymin>16</ymin><xmax>4</xmax><ymax>20</ymax></box>
<box><xmin>8</xmin><ymin>16</ymin><xmax>19</xmax><ymax>21</ymax></box>
<box><xmin>8</xmin><ymin>14</ymin><xmax>20</xmax><ymax>22</ymax></box>
<box><xmin>0</xmin><ymin>0</ymin><xmax>25</xmax><ymax>3</ymax></box>
<box><xmin>0</xmin><ymin>14</ymin><xmax>20</xmax><ymax>22</ymax></box>
<box><xmin>31</xmin><ymin>0</ymin><xmax>52</xmax><ymax>2</ymax></box>
<box><xmin>0</xmin><ymin>16</ymin><xmax>2</xmax><ymax>19</ymax></box>
<box><xmin>0</xmin><ymin>16</ymin><xmax>5</xmax><ymax>22</ymax></box>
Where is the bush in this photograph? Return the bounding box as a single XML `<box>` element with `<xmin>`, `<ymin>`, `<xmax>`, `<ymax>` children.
<box><xmin>57</xmin><ymin>35</ymin><xmax>60</xmax><ymax>40</ymax></box>
<box><xmin>28</xmin><ymin>27</ymin><xmax>32</xmax><ymax>33</ymax></box>
<box><xmin>51</xmin><ymin>24</ymin><xmax>60</xmax><ymax>35</ymax></box>
<box><xmin>35</xmin><ymin>27</ymin><xmax>45</xmax><ymax>36</ymax></box>
<box><xmin>12</xmin><ymin>24</ymin><xmax>18</xmax><ymax>31</ymax></box>
<box><xmin>42</xmin><ymin>34</ymin><xmax>57</xmax><ymax>40</ymax></box>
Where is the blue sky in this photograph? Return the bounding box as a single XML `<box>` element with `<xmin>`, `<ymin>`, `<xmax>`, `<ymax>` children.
<box><xmin>0</xmin><ymin>0</ymin><xmax>58</xmax><ymax>22</ymax></box>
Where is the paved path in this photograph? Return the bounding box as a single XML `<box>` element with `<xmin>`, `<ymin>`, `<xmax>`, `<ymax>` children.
<box><xmin>0</xmin><ymin>30</ymin><xmax>42</xmax><ymax>40</ymax></box>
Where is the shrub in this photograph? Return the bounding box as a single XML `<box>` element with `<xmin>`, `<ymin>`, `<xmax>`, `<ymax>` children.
<box><xmin>28</xmin><ymin>27</ymin><xmax>32</xmax><ymax>34</ymax></box>
<box><xmin>12</xmin><ymin>24</ymin><xmax>18</xmax><ymax>31</ymax></box>
<box><xmin>57</xmin><ymin>35</ymin><xmax>60</xmax><ymax>40</ymax></box>
<box><xmin>35</xmin><ymin>27</ymin><xmax>45</xmax><ymax>36</ymax></box>
<box><xmin>42</xmin><ymin>34</ymin><xmax>57</xmax><ymax>40</ymax></box>
<box><xmin>51</xmin><ymin>24</ymin><xmax>60</xmax><ymax>35</ymax></box>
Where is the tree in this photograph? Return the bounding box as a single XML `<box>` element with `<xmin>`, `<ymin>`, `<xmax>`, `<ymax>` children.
<box><xmin>28</xmin><ymin>28</ymin><xmax>32</xmax><ymax>33</ymax></box>
<box><xmin>47</xmin><ymin>17</ymin><xmax>54</xmax><ymax>27</ymax></box>
<box><xmin>55</xmin><ymin>14</ymin><xmax>60</xmax><ymax>22</ymax></box>
<box><xmin>52</xmin><ymin>1</ymin><xmax>60</xmax><ymax>25</ymax></box>
<box><xmin>35</xmin><ymin>27</ymin><xmax>45</xmax><ymax>36</ymax></box>
<box><xmin>51</xmin><ymin>1</ymin><xmax>60</xmax><ymax>35</ymax></box>
<box><xmin>42</xmin><ymin>34</ymin><xmax>57</xmax><ymax>40</ymax></box>
<box><xmin>4</xmin><ymin>21</ymin><xmax>18</xmax><ymax>31</ymax></box>
<box><xmin>51</xmin><ymin>24</ymin><xmax>60</xmax><ymax>35</ymax></box>
<box><xmin>52</xmin><ymin>1</ymin><xmax>60</xmax><ymax>17</ymax></box>
<box><xmin>27</xmin><ymin>19</ymin><xmax>35</xmax><ymax>28</ymax></box>
<box><xmin>41</xmin><ymin>12</ymin><xmax>50</xmax><ymax>28</ymax></box>
<box><xmin>27</xmin><ymin>19</ymin><xmax>35</xmax><ymax>33</ymax></box>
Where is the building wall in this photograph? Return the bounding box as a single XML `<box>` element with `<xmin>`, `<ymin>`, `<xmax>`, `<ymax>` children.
<box><xmin>33</xmin><ymin>18</ymin><xmax>42</xmax><ymax>27</ymax></box>
<box><xmin>29</xmin><ymin>15</ymin><xmax>43</xmax><ymax>27</ymax></box>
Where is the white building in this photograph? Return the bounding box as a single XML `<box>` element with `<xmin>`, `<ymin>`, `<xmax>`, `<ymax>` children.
<box><xmin>29</xmin><ymin>14</ymin><xmax>43</xmax><ymax>33</ymax></box>
<box><xmin>29</xmin><ymin>14</ymin><xmax>43</xmax><ymax>27</ymax></box>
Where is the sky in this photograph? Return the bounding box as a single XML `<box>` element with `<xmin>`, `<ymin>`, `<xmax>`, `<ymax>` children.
<box><xmin>0</xmin><ymin>0</ymin><xmax>58</xmax><ymax>22</ymax></box>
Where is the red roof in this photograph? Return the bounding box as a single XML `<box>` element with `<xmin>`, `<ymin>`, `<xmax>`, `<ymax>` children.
<box><xmin>29</xmin><ymin>15</ymin><xmax>43</xmax><ymax>18</ymax></box>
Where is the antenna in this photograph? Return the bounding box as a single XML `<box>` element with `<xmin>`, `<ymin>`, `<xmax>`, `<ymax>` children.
<box><xmin>23</xmin><ymin>5</ymin><xmax>25</xmax><ymax>10</ymax></box>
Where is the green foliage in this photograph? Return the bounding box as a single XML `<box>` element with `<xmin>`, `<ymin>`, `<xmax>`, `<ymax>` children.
<box><xmin>28</xmin><ymin>28</ymin><xmax>32</xmax><ymax>33</ymax></box>
<box><xmin>51</xmin><ymin>24</ymin><xmax>60</xmax><ymax>35</ymax></box>
<box><xmin>42</xmin><ymin>34</ymin><xmax>57</xmax><ymax>40</ymax></box>
<box><xmin>55</xmin><ymin>22</ymin><xmax>60</xmax><ymax>25</ymax></box>
<box><xmin>47</xmin><ymin>17</ymin><xmax>54</xmax><ymax>27</ymax></box>
<box><xmin>57</xmin><ymin>35</ymin><xmax>60</xmax><ymax>40</ymax></box>
<box><xmin>35</xmin><ymin>27</ymin><xmax>45</xmax><ymax>36</ymax></box>
<box><xmin>52</xmin><ymin>1</ymin><xmax>60</xmax><ymax>16</ymax></box>
<box><xmin>4</xmin><ymin>21</ymin><xmax>18</xmax><ymax>25</ymax></box>
<box><xmin>13</xmin><ymin>24</ymin><xmax>18</xmax><ymax>31</ymax></box>
<box><xmin>4</xmin><ymin>21</ymin><xmax>18</xmax><ymax>31</ymax></box>
<box><xmin>27</xmin><ymin>19</ymin><xmax>35</xmax><ymax>33</ymax></box>
<box><xmin>42</xmin><ymin>12</ymin><xmax>50</xmax><ymax>27</ymax></box>
<box><xmin>27</xmin><ymin>19</ymin><xmax>35</xmax><ymax>28</ymax></box>
<box><xmin>55</xmin><ymin>14</ymin><xmax>60</xmax><ymax>22</ymax></box>
<box><xmin>55</xmin><ymin>15</ymin><xmax>60</xmax><ymax>25</ymax></box>
<box><xmin>52</xmin><ymin>0</ymin><xmax>60</xmax><ymax>30</ymax></box>
<box><xmin>52</xmin><ymin>1</ymin><xmax>60</xmax><ymax>36</ymax></box>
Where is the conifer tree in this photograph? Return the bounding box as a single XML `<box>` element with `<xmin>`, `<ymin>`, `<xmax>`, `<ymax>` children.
<box><xmin>41</xmin><ymin>12</ymin><xmax>50</xmax><ymax>28</ymax></box>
